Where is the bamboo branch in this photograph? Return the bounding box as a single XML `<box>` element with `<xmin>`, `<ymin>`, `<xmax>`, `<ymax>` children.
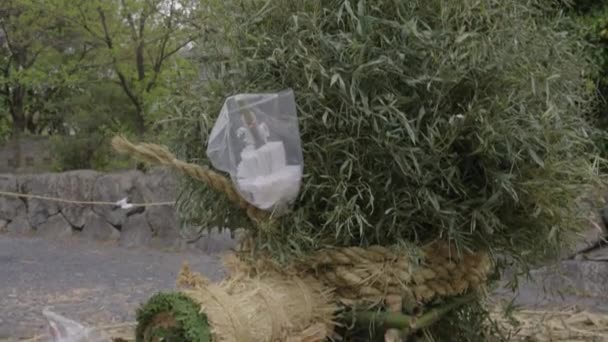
<box><xmin>348</xmin><ymin>292</ymin><xmax>477</xmax><ymax>335</ymax></box>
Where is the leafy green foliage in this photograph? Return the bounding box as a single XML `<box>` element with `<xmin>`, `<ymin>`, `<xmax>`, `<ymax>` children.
<box><xmin>48</xmin><ymin>82</ymin><xmax>140</xmax><ymax>171</ymax></box>
<box><xmin>50</xmin><ymin>134</ymin><xmax>137</xmax><ymax>171</ymax></box>
<box><xmin>43</xmin><ymin>0</ymin><xmax>205</xmax><ymax>134</ymax></box>
<box><xmin>166</xmin><ymin>0</ymin><xmax>603</xmax><ymax>271</ymax></box>
<box><xmin>0</xmin><ymin>112</ymin><xmax>12</xmax><ymax>142</ymax></box>
<box><xmin>156</xmin><ymin>77</ymin><xmax>256</xmax><ymax>232</ymax></box>
<box><xmin>428</xmin><ymin>301</ymin><xmax>509</xmax><ymax>342</ymax></box>
<box><xmin>571</xmin><ymin>0</ymin><xmax>605</xmax><ymax>13</ymax></box>
<box><xmin>0</xmin><ymin>0</ymin><xmax>205</xmax><ymax>170</ymax></box>
<box><xmin>0</xmin><ymin>0</ymin><xmax>88</xmax><ymax>134</ymax></box>
<box><xmin>135</xmin><ymin>292</ymin><xmax>211</xmax><ymax>342</ymax></box>
<box><xmin>573</xmin><ymin>2</ymin><xmax>608</xmax><ymax>131</ymax></box>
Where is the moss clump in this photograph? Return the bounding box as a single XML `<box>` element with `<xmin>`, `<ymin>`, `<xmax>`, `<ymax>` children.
<box><xmin>135</xmin><ymin>292</ymin><xmax>211</xmax><ymax>342</ymax></box>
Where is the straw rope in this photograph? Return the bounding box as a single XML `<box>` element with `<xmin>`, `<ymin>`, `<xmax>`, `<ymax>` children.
<box><xmin>298</xmin><ymin>241</ymin><xmax>492</xmax><ymax>306</ymax></box>
<box><xmin>174</xmin><ymin>248</ymin><xmax>489</xmax><ymax>341</ymax></box>
<box><xmin>113</xmin><ymin>136</ymin><xmax>492</xmax><ymax>309</ymax></box>
<box><xmin>111</xmin><ymin>136</ymin><xmax>271</xmax><ymax>223</ymax></box>
<box><xmin>234</xmin><ymin>241</ymin><xmax>492</xmax><ymax>307</ymax></box>
<box><xmin>0</xmin><ymin>190</ymin><xmax>174</xmax><ymax>207</ymax></box>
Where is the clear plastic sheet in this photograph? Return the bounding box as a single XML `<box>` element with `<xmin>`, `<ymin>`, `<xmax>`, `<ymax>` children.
<box><xmin>207</xmin><ymin>89</ymin><xmax>303</xmax><ymax>214</ymax></box>
<box><xmin>43</xmin><ymin>309</ymin><xmax>108</xmax><ymax>342</ymax></box>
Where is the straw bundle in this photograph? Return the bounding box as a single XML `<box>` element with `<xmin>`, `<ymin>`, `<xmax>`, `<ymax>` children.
<box><xmin>135</xmin><ymin>243</ymin><xmax>490</xmax><ymax>342</ymax></box>
<box><xmin>174</xmin><ymin>263</ymin><xmax>336</xmax><ymax>342</ymax></box>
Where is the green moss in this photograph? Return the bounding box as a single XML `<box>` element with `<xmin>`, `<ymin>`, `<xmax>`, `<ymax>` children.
<box><xmin>135</xmin><ymin>292</ymin><xmax>211</xmax><ymax>342</ymax></box>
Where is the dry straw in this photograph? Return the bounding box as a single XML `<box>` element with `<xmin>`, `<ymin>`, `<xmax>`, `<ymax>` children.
<box><xmin>177</xmin><ymin>261</ymin><xmax>337</xmax><ymax>342</ymax></box>
<box><xmin>493</xmin><ymin>307</ymin><xmax>608</xmax><ymax>341</ymax></box>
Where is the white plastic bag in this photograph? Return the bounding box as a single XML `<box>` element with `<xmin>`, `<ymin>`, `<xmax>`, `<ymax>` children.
<box><xmin>43</xmin><ymin>309</ymin><xmax>108</xmax><ymax>342</ymax></box>
<box><xmin>206</xmin><ymin>89</ymin><xmax>303</xmax><ymax>213</ymax></box>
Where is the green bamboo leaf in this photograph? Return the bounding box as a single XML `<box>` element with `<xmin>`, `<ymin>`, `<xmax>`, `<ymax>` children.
<box><xmin>529</xmin><ymin>149</ymin><xmax>545</xmax><ymax>168</ymax></box>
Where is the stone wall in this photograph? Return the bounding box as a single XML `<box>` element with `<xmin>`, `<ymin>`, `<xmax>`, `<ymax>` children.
<box><xmin>0</xmin><ymin>168</ymin><xmax>236</xmax><ymax>253</ymax></box>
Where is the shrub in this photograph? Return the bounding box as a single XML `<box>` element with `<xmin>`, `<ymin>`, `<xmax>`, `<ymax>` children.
<box><xmin>574</xmin><ymin>2</ymin><xmax>608</xmax><ymax>131</ymax></box>
<box><xmin>167</xmin><ymin>0</ymin><xmax>603</xmax><ymax>265</ymax></box>
<box><xmin>50</xmin><ymin>115</ymin><xmax>139</xmax><ymax>172</ymax></box>
<box><xmin>51</xmin><ymin>133</ymin><xmax>138</xmax><ymax>171</ymax></box>
<box><xmin>155</xmin><ymin>0</ymin><xmax>607</xmax><ymax>338</ymax></box>
<box><xmin>51</xmin><ymin>134</ymin><xmax>105</xmax><ymax>171</ymax></box>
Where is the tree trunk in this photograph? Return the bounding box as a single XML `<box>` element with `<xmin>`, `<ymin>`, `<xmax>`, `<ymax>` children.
<box><xmin>26</xmin><ymin>115</ymin><xmax>37</xmax><ymax>133</ymax></box>
<box><xmin>9</xmin><ymin>86</ymin><xmax>27</xmax><ymax>134</ymax></box>
<box><xmin>134</xmin><ymin>107</ymin><xmax>146</xmax><ymax>135</ymax></box>
<box><xmin>136</xmin><ymin>42</ymin><xmax>145</xmax><ymax>82</ymax></box>
<box><xmin>134</xmin><ymin>39</ymin><xmax>146</xmax><ymax>135</ymax></box>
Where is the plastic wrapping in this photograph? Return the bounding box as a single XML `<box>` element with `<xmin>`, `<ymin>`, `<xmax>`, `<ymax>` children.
<box><xmin>207</xmin><ymin>89</ymin><xmax>303</xmax><ymax>213</ymax></box>
<box><xmin>43</xmin><ymin>309</ymin><xmax>108</xmax><ymax>342</ymax></box>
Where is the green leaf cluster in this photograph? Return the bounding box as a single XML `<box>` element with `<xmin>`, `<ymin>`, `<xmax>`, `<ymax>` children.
<box><xmin>571</xmin><ymin>1</ymin><xmax>608</xmax><ymax>134</ymax></box>
<box><xmin>165</xmin><ymin>0</ymin><xmax>604</xmax><ymax>271</ymax></box>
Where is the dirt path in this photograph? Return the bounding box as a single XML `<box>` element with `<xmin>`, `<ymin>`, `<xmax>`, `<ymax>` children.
<box><xmin>0</xmin><ymin>233</ymin><xmax>228</xmax><ymax>341</ymax></box>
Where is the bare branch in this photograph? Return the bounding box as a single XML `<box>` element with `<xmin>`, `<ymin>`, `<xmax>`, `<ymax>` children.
<box><xmin>120</xmin><ymin>0</ymin><xmax>139</xmax><ymax>42</ymax></box>
<box><xmin>24</xmin><ymin>47</ymin><xmax>44</xmax><ymax>69</ymax></box>
<box><xmin>1</xmin><ymin>57</ymin><xmax>11</xmax><ymax>77</ymax></box>
<box><xmin>97</xmin><ymin>6</ymin><xmax>141</xmax><ymax>111</ymax></box>
<box><xmin>0</xmin><ymin>21</ymin><xmax>15</xmax><ymax>56</ymax></box>
<box><xmin>97</xmin><ymin>7</ymin><xmax>114</xmax><ymax>49</ymax></box>
<box><xmin>160</xmin><ymin>34</ymin><xmax>199</xmax><ymax>62</ymax></box>
<box><xmin>74</xmin><ymin>6</ymin><xmax>106</xmax><ymax>44</ymax></box>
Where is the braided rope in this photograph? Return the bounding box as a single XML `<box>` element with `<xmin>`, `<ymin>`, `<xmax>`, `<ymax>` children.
<box><xmin>292</xmin><ymin>241</ymin><xmax>492</xmax><ymax>306</ymax></box>
<box><xmin>111</xmin><ymin>136</ymin><xmax>271</xmax><ymax>224</ymax></box>
<box><xmin>113</xmin><ymin>137</ymin><xmax>492</xmax><ymax>309</ymax></box>
<box><xmin>233</xmin><ymin>240</ymin><xmax>492</xmax><ymax>307</ymax></box>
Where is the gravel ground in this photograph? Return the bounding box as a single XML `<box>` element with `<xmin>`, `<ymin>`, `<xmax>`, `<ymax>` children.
<box><xmin>0</xmin><ymin>233</ymin><xmax>227</xmax><ymax>341</ymax></box>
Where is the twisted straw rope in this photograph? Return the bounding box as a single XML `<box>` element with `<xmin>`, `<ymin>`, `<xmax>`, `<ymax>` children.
<box><xmin>111</xmin><ymin>136</ymin><xmax>271</xmax><ymax>224</ymax></box>
<box><xmin>235</xmin><ymin>241</ymin><xmax>492</xmax><ymax>307</ymax></box>
<box><xmin>295</xmin><ymin>241</ymin><xmax>492</xmax><ymax>306</ymax></box>
<box><xmin>114</xmin><ymin>136</ymin><xmax>492</xmax><ymax>307</ymax></box>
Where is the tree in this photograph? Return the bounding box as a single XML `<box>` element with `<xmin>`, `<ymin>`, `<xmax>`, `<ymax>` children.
<box><xmin>0</xmin><ymin>0</ymin><xmax>93</xmax><ymax>135</ymax></box>
<box><xmin>56</xmin><ymin>0</ymin><xmax>204</xmax><ymax>134</ymax></box>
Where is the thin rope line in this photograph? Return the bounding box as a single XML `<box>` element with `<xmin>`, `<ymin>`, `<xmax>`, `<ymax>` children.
<box><xmin>0</xmin><ymin>190</ymin><xmax>175</xmax><ymax>207</ymax></box>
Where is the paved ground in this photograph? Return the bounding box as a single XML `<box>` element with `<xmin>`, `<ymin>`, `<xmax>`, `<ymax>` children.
<box><xmin>0</xmin><ymin>233</ymin><xmax>227</xmax><ymax>341</ymax></box>
<box><xmin>492</xmin><ymin>253</ymin><xmax>608</xmax><ymax>314</ymax></box>
<box><xmin>3</xmin><ymin>231</ymin><xmax>608</xmax><ymax>341</ymax></box>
